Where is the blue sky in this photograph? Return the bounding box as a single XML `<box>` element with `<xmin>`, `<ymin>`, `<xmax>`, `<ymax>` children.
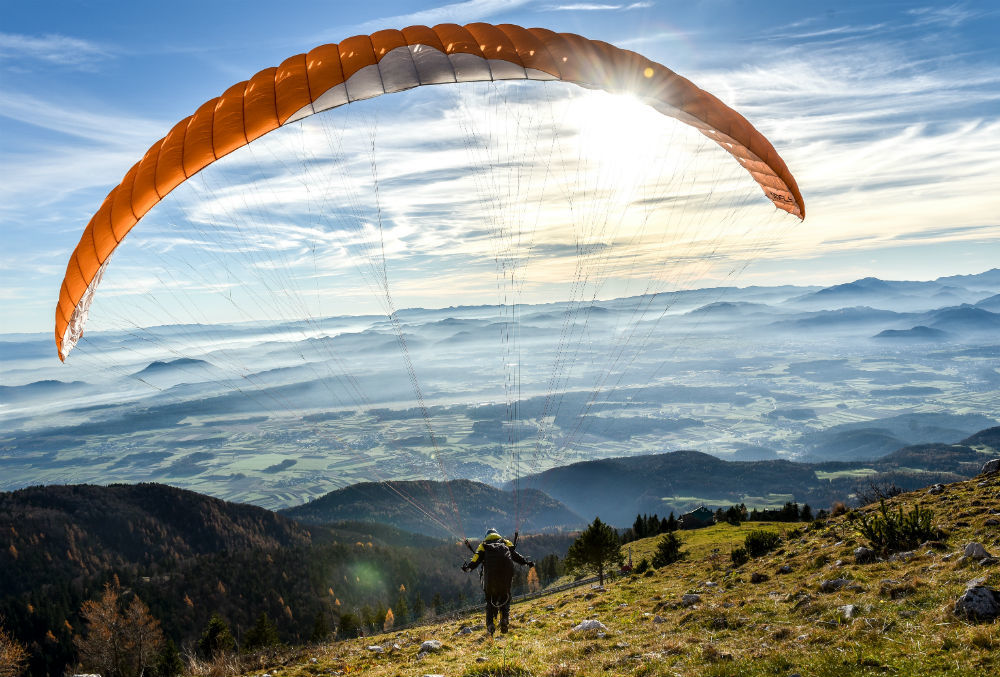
<box><xmin>2</xmin><ymin>1</ymin><xmax>999</xmax><ymax>336</ymax></box>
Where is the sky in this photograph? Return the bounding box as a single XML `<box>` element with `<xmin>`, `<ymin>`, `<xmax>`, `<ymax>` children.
<box><xmin>2</xmin><ymin>0</ymin><xmax>1000</xmax><ymax>337</ymax></box>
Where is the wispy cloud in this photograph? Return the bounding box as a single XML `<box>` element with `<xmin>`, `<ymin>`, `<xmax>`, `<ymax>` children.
<box><xmin>543</xmin><ymin>2</ymin><xmax>652</xmax><ymax>10</ymax></box>
<box><xmin>906</xmin><ymin>3</ymin><xmax>981</xmax><ymax>29</ymax></box>
<box><xmin>0</xmin><ymin>32</ymin><xmax>112</xmax><ymax>70</ymax></box>
<box><xmin>346</xmin><ymin>0</ymin><xmax>533</xmax><ymax>34</ymax></box>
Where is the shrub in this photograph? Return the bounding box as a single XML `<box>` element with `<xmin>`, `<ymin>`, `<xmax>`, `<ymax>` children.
<box><xmin>651</xmin><ymin>532</ymin><xmax>684</xmax><ymax>567</ymax></box>
<box><xmin>831</xmin><ymin>501</ymin><xmax>849</xmax><ymax>517</ymax></box>
<box><xmin>744</xmin><ymin>530</ymin><xmax>781</xmax><ymax>557</ymax></box>
<box><xmin>634</xmin><ymin>557</ymin><xmax>650</xmax><ymax>574</ymax></box>
<box><xmin>730</xmin><ymin>546</ymin><xmax>749</xmax><ymax>567</ymax></box>
<box><xmin>856</xmin><ymin>500</ymin><xmax>936</xmax><ymax>555</ymax></box>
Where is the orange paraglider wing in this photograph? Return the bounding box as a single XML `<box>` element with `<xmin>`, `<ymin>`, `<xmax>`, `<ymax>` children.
<box><xmin>55</xmin><ymin>22</ymin><xmax>804</xmax><ymax>361</ymax></box>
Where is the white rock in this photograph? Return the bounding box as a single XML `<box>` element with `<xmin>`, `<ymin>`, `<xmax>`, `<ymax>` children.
<box><xmin>839</xmin><ymin>604</ymin><xmax>858</xmax><ymax>620</ymax></box>
<box><xmin>366</xmin><ymin>645</ymin><xmax>383</xmax><ymax>653</ymax></box>
<box><xmin>572</xmin><ymin>619</ymin><xmax>608</xmax><ymax>633</ymax></box>
<box><xmin>419</xmin><ymin>640</ymin><xmax>443</xmax><ymax>653</ymax></box>
<box><xmin>704</xmin><ymin>581</ymin><xmax>717</xmax><ymax>587</ymax></box>
<box><xmin>981</xmin><ymin>458</ymin><xmax>1000</xmax><ymax>475</ymax></box>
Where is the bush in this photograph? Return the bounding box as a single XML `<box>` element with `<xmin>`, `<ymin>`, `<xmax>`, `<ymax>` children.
<box><xmin>730</xmin><ymin>546</ymin><xmax>749</xmax><ymax>567</ymax></box>
<box><xmin>744</xmin><ymin>530</ymin><xmax>781</xmax><ymax>558</ymax></box>
<box><xmin>651</xmin><ymin>532</ymin><xmax>684</xmax><ymax>567</ymax></box>
<box><xmin>634</xmin><ymin>557</ymin><xmax>650</xmax><ymax>574</ymax></box>
<box><xmin>831</xmin><ymin>501</ymin><xmax>849</xmax><ymax>517</ymax></box>
<box><xmin>856</xmin><ymin>500</ymin><xmax>936</xmax><ymax>555</ymax></box>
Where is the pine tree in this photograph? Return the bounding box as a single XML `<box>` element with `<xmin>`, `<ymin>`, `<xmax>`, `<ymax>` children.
<box><xmin>632</xmin><ymin>514</ymin><xmax>645</xmax><ymax>539</ymax></box>
<box><xmin>310</xmin><ymin>612</ymin><xmax>331</xmax><ymax>643</ymax></box>
<box><xmin>800</xmin><ymin>504</ymin><xmax>813</xmax><ymax>522</ymax></box>
<box><xmin>383</xmin><ymin>608</ymin><xmax>395</xmax><ymax>631</ymax></box>
<box><xmin>411</xmin><ymin>593</ymin><xmax>425</xmax><ymax>620</ymax></box>
<box><xmin>651</xmin><ymin>532</ymin><xmax>684</xmax><ymax>567</ymax></box>
<box><xmin>394</xmin><ymin>591</ymin><xmax>409</xmax><ymax>625</ymax></box>
<box><xmin>242</xmin><ymin>612</ymin><xmax>280</xmax><ymax>652</ymax></box>
<box><xmin>563</xmin><ymin>517</ymin><xmax>623</xmax><ymax>586</ymax></box>
<box><xmin>665</xmin><ymin>512</ymin><xmax>678</xmax><ymax>532</ymax></box>
<box><xmin>197</xmin><ymin>614</ymin><xmax>235</xmax><ymax>660</ymax></box>
<box><xmin>152</xmin><ymin>640</ymin><xmax>183</xmax><ymax>677</ymax></box>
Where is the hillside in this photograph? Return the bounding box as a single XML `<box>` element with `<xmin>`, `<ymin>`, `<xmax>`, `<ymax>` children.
<box><xmin>0</xmin><ymin>482</ymin><xmax>311</xmax><ymax>598</ymax></box>
<box><xmin>246</xmin><ymin>470</ymin><xmax>1000</xmax><ymax>677</ymax></box>
<box><xmin>280</xmin><ymin>478</ymin><xmax>584</xmax><ymax>537</ymax></box>
<box><xmin>513</xmin><ymin>428</ymin><xmax>1000</xmax><ymax>525</ymax></box>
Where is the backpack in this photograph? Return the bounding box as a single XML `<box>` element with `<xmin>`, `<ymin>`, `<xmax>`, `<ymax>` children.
<box><xmin>481</xmin><ymin>540</ymin><xmax>513</xmax><ymax>574</ymax></box>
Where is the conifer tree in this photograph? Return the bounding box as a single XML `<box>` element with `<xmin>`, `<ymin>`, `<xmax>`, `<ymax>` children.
<box><xmin>197</xmin><ymin>614</ymin><xmax>235</xmax><ymax>660</ymax></box>
<box><xmin>665</xmin><ymin>512</ymin><xmax>678</xmax><ymax>532</ymax></box>
<box><xmin>242</xmin><ymin>612</ymin><xmax>280</xmax><ymax>652</ymax></box>
<box><xmin>394</xmin><ymin>591</ymin><xmax>409</xmax><ymax>625</ymax></box>
<box><xmin>411</xmin><ymin>593</ymin><xmax>425</xmax><ymax>620</ymax></box>
<box><xmin>310</xmin><ymin>612</ymin><xmax>331</xmax><ymax>643</ymax></box>
<box><xmin>563</xmin><ymin>517</ymin><xmax>623</xmax><ymax>586</ymax></box>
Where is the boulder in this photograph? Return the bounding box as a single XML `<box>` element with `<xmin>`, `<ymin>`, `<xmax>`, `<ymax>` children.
<box><xmin>777</xmin><ymin>564</ymin><xmax>793</xmax><ymax>574</ymax></box>
<box><xmin>681</xmin><ymin>594</ymin><xmax>701</xmax><ymax>607</ymax></box>
<box><xmin>965</xmin><ymin>543</ymin><xmax>992</xmax><ymax>559</ymax></box>
<box><xmin>981</xmin><ymin>459</ymin><xmax>1000</xmax><ymax>476</ymax></box>
<box><xmin>820</xmin><ymin>578</ymin><xmax>851</xmax><ymax>593</ymax></box>
<box><xmin>751</xmin><ymin>572</ymin><xmax>769</xmax><ymax>584</ymax></box>
<box><xmin>418</xmin><ymin>640</ymin><xmax>443</xmax><ymax>654</ymax></box>
<box><xmin>838</xmin><ymin>604</ymin><xmax>858</xmax><ymax>620</ymax></box>
<box><xmin>854</xmin><ymin>547</ymin><xmax>877</xmax><ymax>564</ymax></box>
<box><xmin>652</xmin><ymin>615</ymin><xmax>667</xmax><ymax>623</ymax></box>
<box><xmin>572</xmin><ymin>619</ymin><xmax>608</xmax><ymax>633</ymax></box>
<box><xmin>954</xmin><ymin>583</ymin><xmax>1000</xmax><ymax>621</ymax></box>
<box><xmin>927</xmin><ymin>483</ymin><xmax>945</xmax><ymax>495</ymax></box>
<box><xmin>888</xmin><ymin>551</ymin><xmax>916</xmax><ymax>562</ymax></box>
<box><xmin>366</xmin><ymin>645</ymin><xmax>384</xmax><ymax>653</ymax></box>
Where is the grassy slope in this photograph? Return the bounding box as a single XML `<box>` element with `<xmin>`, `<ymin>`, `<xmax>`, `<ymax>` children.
<box><xmin>226</xmin><ymin>475</ymin><xmax>999</xmax><ymax>677</ymax></box>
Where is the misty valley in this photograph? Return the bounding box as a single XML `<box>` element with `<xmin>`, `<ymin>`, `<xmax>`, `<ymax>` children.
<box><xmin>2</xmin><ymin>270</ymin><xmax>998</xmax><ymax>513</ymax></box>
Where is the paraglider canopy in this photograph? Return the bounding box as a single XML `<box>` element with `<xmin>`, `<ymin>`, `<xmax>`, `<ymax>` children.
<box><xmin>55</xmin><ymin>22</ymin><xmax>803</xmax><ymax>362</ymax></box>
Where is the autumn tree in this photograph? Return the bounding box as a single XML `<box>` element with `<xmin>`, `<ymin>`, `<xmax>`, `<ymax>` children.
<box><xmin>75</xmin><ymin>584</ymin><xmax>164</xmax><ymax>677</ymax></box>
<box><xmin>563</xmin><ymin>517</ymin><xmax>623</xmax><ymax>586</ymax></box>
<box><xmin>526</xmin><ymin>566</ymin><xmax>541</xmax><ymax>593</ymax></box>
<box><xmin>0</xmin><ymin>619</ymin><xmax>28</xmax><ymax>677</ymax></box>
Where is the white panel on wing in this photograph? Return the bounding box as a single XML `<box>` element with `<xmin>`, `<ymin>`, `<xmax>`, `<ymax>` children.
<box><xmin>344</xmin><ymin>64</ymin><xmax>385</xmax><ymax>102</ymax></box>
<box><xmin>410</xmin><ymin>44</ymin><xmax>456</xmax><ymax>85</ymax></box>
<box><xmin>486</xmin><ymin>59</ymin><xmax>526</xmax><ymax>81</ymax></box>
<box><xmin>378</xmin><ymin>46</ymin><xmax>421</xmax><ymax>94</ymax></box>
<box><xmin>449</xmin><ymin>52</ymin><xmax>491</xmax><ymax>83</ymax></box>
<box><xmin>312</xmin><ymin>83</ymin><xmax>348</xmax><ymax>113</ymax></box>
<box><xmin>524</xmin><ymin>68</ymin><xmax>559</xmax><ymax>82</ymax></box>
<box><xmin>284</xmin><ymin>102</ymin><xmax>316</xmax><ymax>125</ymax></box>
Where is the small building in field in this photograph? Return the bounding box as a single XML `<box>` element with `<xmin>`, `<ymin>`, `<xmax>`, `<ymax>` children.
<box><xmin>679</xmin><ymin>506</ymin><xmax>715</xmax><ymax>530</ymax></box>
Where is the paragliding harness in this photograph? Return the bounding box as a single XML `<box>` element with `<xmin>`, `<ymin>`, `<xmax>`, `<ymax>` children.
<box><xmin>465</xmin><ymin>531</ymin><xmax>518</xmax><ymax>607</ymax></box>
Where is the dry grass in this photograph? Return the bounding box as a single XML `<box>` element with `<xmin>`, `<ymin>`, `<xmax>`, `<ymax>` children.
<box><xmin>216</xmin><ymin>475</ymin><xmax>1000</xmax><ymax>677</ymax></box>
